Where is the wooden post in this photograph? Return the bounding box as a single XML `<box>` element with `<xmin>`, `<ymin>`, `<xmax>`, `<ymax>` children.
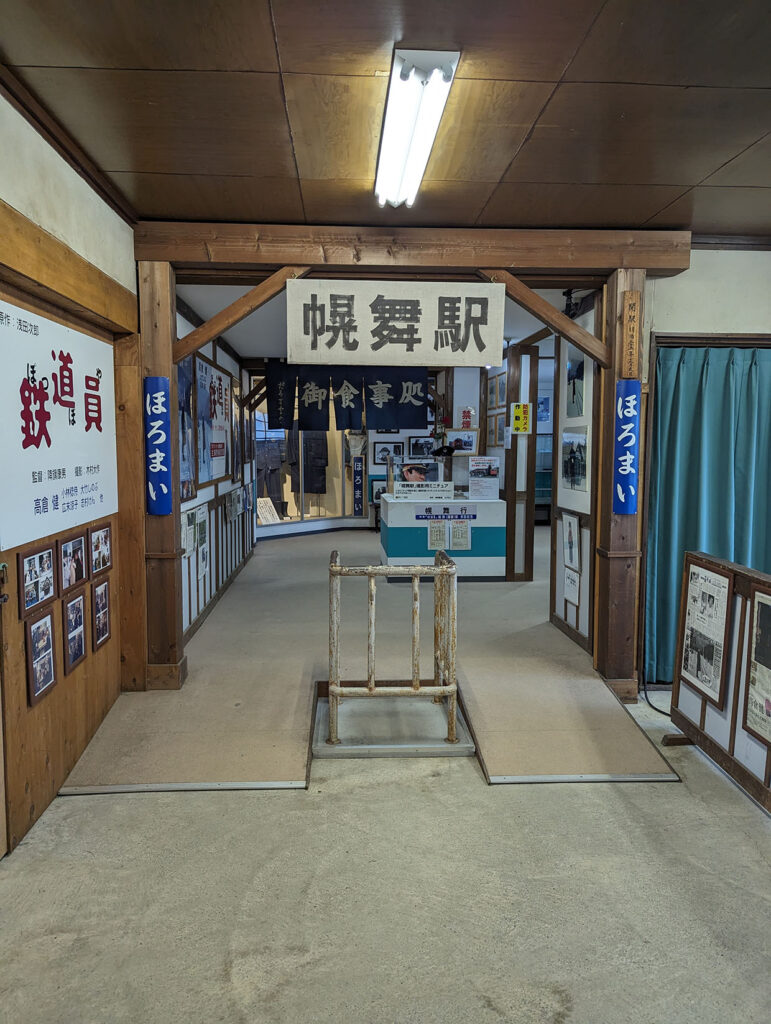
<box><xmin>595</xmin><ymin>269</ymin><xmax>646</xmax><ymax>701</ymax></box>
<box><xmin>138</xmin><ymin>261</ymin><xmax>187</xmax><ymax>689</ymax></box>
<box><xmin>114</xmin><ymin>332</ymin><xmax>148</xmax><ymax>690</ymax></box>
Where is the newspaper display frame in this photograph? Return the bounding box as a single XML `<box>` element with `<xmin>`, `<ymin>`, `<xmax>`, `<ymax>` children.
<box><xmin>742</xmin><ymin>582</ymin><xmax>771</xmax><ymax>748</ymax></box>
<box><xmin>676</xmin><ymin>554</ymin><xmax>733</xmax><ymax>709</ymax></box>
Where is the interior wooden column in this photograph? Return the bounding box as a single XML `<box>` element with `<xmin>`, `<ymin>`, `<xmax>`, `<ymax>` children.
<box><xmin>138</xmin><ymin>261</ymin><xmax>187</xmax><ymax>689</ymax></box>
<box><xmin>114</xmin><ymin>332</ymin><xmax>148</xmax><ymax>690</ymax></box>
<box><xmin>595</xmin><ymin>268</ymin><xmax>646</xmax><ymax>701</ymax></box>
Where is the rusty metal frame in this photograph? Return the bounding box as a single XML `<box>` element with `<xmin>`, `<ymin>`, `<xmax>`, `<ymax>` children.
<box><xmin>327</xmin><ymin>550</ymin><xmax>458</xmax><ymax>745</ymax></box>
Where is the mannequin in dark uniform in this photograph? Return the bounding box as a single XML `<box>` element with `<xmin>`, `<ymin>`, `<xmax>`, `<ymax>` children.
<box><xmin>287</xmin><ymin>422</ymin><xmax>328</xmax><ymax>495</ymax></box>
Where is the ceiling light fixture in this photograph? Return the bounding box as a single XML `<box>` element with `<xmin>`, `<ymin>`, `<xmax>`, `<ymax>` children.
<box><xmin>375</xmin><ymin>48</ymin><xmax>460</xmax><ymax>209</ymax></box>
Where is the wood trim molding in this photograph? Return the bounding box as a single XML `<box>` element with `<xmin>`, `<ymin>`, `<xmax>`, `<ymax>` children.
<box><xmin>134</xmin><ymin>223</ymin><xmax>692</xmax><ymax>276</ymax></box>
<box><xmin>173</xmin><ymin>265</ymin><xmax>310</xmax><ymax>362</ymax></box>
<box><xmin>0</xmin><ymin>198</ymin><xmax>137</xmax><ymax>333</ymax></box>
<box><xmin>481</xmin><ymin>268</ymin><xmax>609</xmax><ymax>367</ymax></box>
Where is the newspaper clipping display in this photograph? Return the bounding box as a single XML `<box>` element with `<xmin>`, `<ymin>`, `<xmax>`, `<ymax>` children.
<box><xmin>745</xmin><ymin>588</ymin><xmax>771</xmax><ymax>745</ymax></box>
<box><xmin>680</xmin><ymin>564</ymin><xmax>730</xmax><ymax>704</ymax></box>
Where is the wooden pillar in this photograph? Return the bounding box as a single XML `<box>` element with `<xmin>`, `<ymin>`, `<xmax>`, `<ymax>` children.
<box><xmin>138</xmin><ymin>261</ymin><xmax>187</xmax><ymax>688</ymax></box>
<box><xmin>115</xmin><ymin>332</ymin><xmax>148</xmax><ymax>690</ymax></box>
<box><xmin>595</xmin><ymin>268</ymin><xmax>645</xmax><ymax>701</ymax></box>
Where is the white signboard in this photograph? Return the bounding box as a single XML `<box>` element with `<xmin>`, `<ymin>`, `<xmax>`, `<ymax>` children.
<box><xmin>287</xmin><ymin>279</ymin><xmax>505</xmax><ymax>366</ymax></box>
<box><xmin>0</xmin><ymin>298</ymin><xmax>118</xmax><ymax>551</ymax></box>
<box><xmin>393</xmin><ymin>481</ymin><xmax>454</xmax><ymax>500</ymax></box>
<box><xmin>257</xmin><ymin>497</ymin><xmax>281</xmax><ymax>524</ymax></box>
<box><xmin>564</xmin><ymin>567</ymin><xmax>580</xmax><ymax>606</ymax></box>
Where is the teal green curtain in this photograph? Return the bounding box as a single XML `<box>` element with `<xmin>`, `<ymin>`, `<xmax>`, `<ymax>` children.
<box><xmin>645</xmin><ymin>347</ymin><xmax>771</xmax><ymax>683</ymax></box>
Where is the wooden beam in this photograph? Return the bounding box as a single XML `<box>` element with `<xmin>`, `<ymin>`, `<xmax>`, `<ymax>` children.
<box><xmin>247</xmin><ymin>386</ymin><xmax>267</xmax><ymax>410</ymax></box>
<box><xmin>139</xmin><ymin>261</ymin><xmax>187</xmax><ymax>689</ymax></box>
<box><xmin>176</xmin><ymin>294</ymin><xmax>244</xmax><ymax>369</ymax></box>
<box><xmin>135</xmin><ymin>223</ymin><xmax>692</xmax><ymax>277</ymax></box>
<box><xmin>241</xmin><ymin>381</ymin><xmax>264</xmax><ymax>408</ymax></box>
<box><xmin>173</xmin><ymin>265</ymin><xmax>310</xmax><ymax>363</ymax></box>
<box><xmin>480</xmin><ymin>268</ymin><xmax>610</xmax><ymax>368</ymax></box>
<box><xmin>0</xmin><ymin>198</ymin><xmax>137</xmax><ymax>333</ymax></box>
<box><xmin>507</xmin><ymin>326</ymin><xmax>552</xmax><ymax>351</ymax></box>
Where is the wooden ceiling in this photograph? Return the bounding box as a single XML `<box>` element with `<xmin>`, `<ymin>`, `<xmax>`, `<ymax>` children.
<box><xmin>2</xmin><ymin>0</ymin><xmax>770</xmax><ymax>233</ymax></box>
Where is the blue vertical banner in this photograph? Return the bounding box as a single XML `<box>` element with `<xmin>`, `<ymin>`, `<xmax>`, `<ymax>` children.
<box><xmin>353</xmin><ymin>455</ymin><xmax>364</xmax><ymax>516</ymax></box>
<box><xmin>144</xmin><ymin>376</ymin><xmax>173</xmax><ymax>515</ymax></box>
<box><xmin>612</xmin><ymin>379</ymin><xmax>641</xmax><ymax>514</ymax></box>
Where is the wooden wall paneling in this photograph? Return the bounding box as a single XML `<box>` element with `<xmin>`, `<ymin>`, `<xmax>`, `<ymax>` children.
<box><xmin>134</xmin><ymin>223</ymin><xmax>692</xmax><ymax>276</ymax></box>
<box><xmin>594</xmin><ymin>268</ymin><xmax>646</xmax><ymax>701</ymax></box>
<box><xmin>114</xmin><ymin>332</ymin><xmax>147</xmax><ymax>690</ymax></box>
<box><xmin>138</xmin><ymin>261</ymin><xmax>186</xmax><ymax>689</ymax></box>
<box><xmin>1</xmin><ymin>517</ymin><xmax>121</xmax><ymax>850</ymax></box>
<box><xmin>0</xmin><ymin>199</ymin><xmax>137</xmax><ymax>334</ymax></box>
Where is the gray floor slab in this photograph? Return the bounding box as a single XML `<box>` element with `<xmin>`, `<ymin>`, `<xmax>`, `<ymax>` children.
<box><xmin>312</xmin><ymin>696</ymin><xmax>475</xmax><ymax>757</ymax></box>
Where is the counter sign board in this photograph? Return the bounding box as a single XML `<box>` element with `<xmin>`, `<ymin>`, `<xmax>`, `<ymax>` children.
<box><xmin>0</xmin><ymin>298</ymin><xmax>118</xmax><ymax>551</ymax></box>
<box><xmin>287</xmin><ymin>279</ymin><xmax>505</xmax><ymax>367</ymax></box>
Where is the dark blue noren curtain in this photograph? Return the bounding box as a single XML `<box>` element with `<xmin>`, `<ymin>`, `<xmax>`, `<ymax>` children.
<box><xmin>297</xmin><ymin>366</ymin><xmax>330</xmax><ymax>431</ymax></box>
<box><xmin>331</xmin><ymin>368</ymin><xmax>365</xmax><ymax>430</ymax></box>
<box><xmin>266</xmin><ymin>360</ymin><xmax>296</xmax><ymax>430</ymax></box>
<box><xmin>645</xmin><ymin>347</ymin><xmax>771</xmax><ymax>682</ymax></box>
<box><xmin>363</xmin><ymin>367</ymin><xmax>428</xmax><ymax>429</ymax></box>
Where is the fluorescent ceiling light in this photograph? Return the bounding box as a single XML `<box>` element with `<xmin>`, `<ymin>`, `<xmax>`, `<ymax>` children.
<box><xmin>375</xmin><ymin>49</ymin><xmax>460</xmax><ymax>209</ymax></box>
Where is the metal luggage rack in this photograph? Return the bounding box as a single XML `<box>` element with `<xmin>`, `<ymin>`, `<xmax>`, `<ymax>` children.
<box><xmin>327</xmin><ymin>549</ymin><xmax>459</xmax><ymax>745</ymax></box>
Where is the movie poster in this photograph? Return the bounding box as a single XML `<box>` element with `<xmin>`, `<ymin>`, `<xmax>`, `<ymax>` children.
<box><xmin>195</xmin><ymin>356</ymin><xmax>231</xmax><ymax>484</ymax></box>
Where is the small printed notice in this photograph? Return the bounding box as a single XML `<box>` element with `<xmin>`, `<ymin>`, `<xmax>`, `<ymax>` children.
<box><xmin>182</xmin><ymin>510</ymin><xmax>196</xmax><ymax>556</ymax></box>
<box><xmin>450</xmin><ymin>519</ymin><xmax>471</xmax><ymax>551</ymax></box>
<box><xmin>564</xmin><ymin>567</ymin><xmax>580</xmax><ymax>606</ymax></box>
<box><xmin>393</xmin><ymin>481</ymin><xmax>454</xmax><ymax>500</ymax></box>
<box><xmin>468</xmin><ymin>456</ymin><xmax>500</xmax><ymax>500</ymax></box>
<box><xmin>415</xmin><ymin>504</ymin><xmax>477</xmax><ymax>521</ymax></box>
<box><xmin>510</xmin><ymin>402</ymin><xmax>532</xmax><ymax>434</ymax></box>
<box><xmin>257</xmin><ymin>497</ymin><xmax>281</xmax><ymax>524</ymax></box>
<box><xmin>427</xmin><ymin>520</ymin><xmax>449</xmax><ymax>551</ymax></box>
<box><xmin>746</xmin><ymin>588</ymin><xmax>771</xmax><ymax>745</ymax></box>
<box><xmin>196</xmin><ymin>505</ymin><xmax>209</xmax><ymax>580</ymax></box>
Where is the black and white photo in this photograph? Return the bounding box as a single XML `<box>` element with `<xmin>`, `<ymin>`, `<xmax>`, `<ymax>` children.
<box><xmin>373</xmin><ymin>441</ymin><xmax>404</xmax><ymax>465</ymax></box>
<box><xmin>408</xmin><ymin>435</ymin><xmax>435</xmax><ymax>459</ymax></box>
<box><xmin>561</xmin><ymin>429</ymin><xmax>588</xmax><ymax>491</ymax></box>
<box><xmin>680</xmin><ymin>560</ymin><xmax>731</xmax><ymax>706</ymax></box>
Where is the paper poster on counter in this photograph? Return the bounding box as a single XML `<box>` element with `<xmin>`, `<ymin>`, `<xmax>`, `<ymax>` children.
<box><xmin>0</xmin><ymin>298</ymin><xmax>118</xmax><ymax>550</ymax></box>
<box><xmin>468</xmin><ymin>457</ymin><xmax>500</xmax><ymax>500</ymax></box>
<box><xmin>415</xmin><ymin>504</ymin><xmax>477</xmax><ymax>521</ymax></box>
<box><xmin>450</xmin><ymin>519</ymin><xmax>471</xmax><ymax>550</ymax></box>
<box><xmin>427</xmin><ymin>520</ymin><xmax>449</xmax><ymax>551</ymax></box>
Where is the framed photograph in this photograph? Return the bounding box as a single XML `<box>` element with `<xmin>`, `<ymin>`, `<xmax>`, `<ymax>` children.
<box><xmin>486</xmin><ymin>416</ymin><xmax>496</xmax><ymax>449</ymax></box>
<box><xmin>564</xmin><ymin>567</ymin><xmax>580</xmax><ymax>607</ymax></box>
<box><xmin>58</xmin><ymin>531</ymin><xmax>89</xmax><ymax>595</ymax></box>
<box><xmin>446</xmin><ymin>428</ymin><xmax>478</xmax><ymax>455</ymax></box>
<box><xmin>487</xmin><ymin>376</ymin><xmax>496</xmax><ymax>410</ymax></box>
<box><xmin>92</xmin><ymin>578</ymin><xmax>111</xmax><ymax>650</ymax></box>
<box><xmin>397</xmin><ymin>461</ymin><xmax>441</xmax><ymax>483</ymax></box>
<box><xmin>562</xmin><ymin>513</ymin><xmax>580</xmax><ymax>573</ymax></box>
<box><xmin>368</xmin><ymin>476</ymin><xmax>386</xmax><ymax>501</ymax></box>
<box><xmin>375</xmin><ymin>429</ymin><xmax>399</xmax><ymax>435</ymax></box>
<box><xmin>26</xmin><ymin>608</ymin><xmax>57</xmax><ymax>706</ymax></box>
<box><xmin>370</xmin><ymin>480</ymin><xmax>389</xmax><ymax>506</ymax></box>
<box><xmin>743</xmin><ymin>583</ymin><xmax>771</xmax><ymax>747</ymax></box>
<box><xmin>565</xmin><ymin>343</ymin><xmax>585</xmax><ymax>419</ymax></box>
<box><xmin>18</xmin><ymin>543</ymin><xmax>58</xmax><ymax>618</ymax></box>
<box><xmin>496</xmin><ymin>373</ymin><xmax>506</xmax><ymax>409</ymax></box>
<box><xmin>196</xmin><ymin>353</ymin><xmax>232</xmax><ymax>486</ymax></box>
<box><xmin>678</xmin><ymin>557</ymin><xmax>733</xmax><ymax>708</ymax></box>
<box><xmin>408</xmin><ymin>435</ymin><xmax>435</xmax><ymax>459</ymax></box>
<box><xmin>373</xmin><ymin>441</ymin><xmax>404</xmax><ymax>465</ymax></box>
<box><xmin>231</xmin><ymin>382</ymin><xmax>243</xmax><ymax>483</ymax></box>
<box><xmin>495</xmin><ymin>414</ymin><xmax>506</xmax><ymax>447</ymax></box>
<box><xmin>62</xmin><ymin>588</ymin><xmax>87</xmax><ymax>675</ymax></box>
<box><xmin>561</xmin><ymin>428</ymin><xmax>588</xmax><ymax>492</ymax></box>
<box><xmin>89</xmin><ymin>524</ymin><xmax>112</xmax><ymax>575</ymax></box>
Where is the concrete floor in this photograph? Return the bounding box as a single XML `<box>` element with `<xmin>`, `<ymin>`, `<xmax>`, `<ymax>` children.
<box><xmin>1</xmin><ymin>532</ymin><xmax>770</xmax><ymax>1023</ymax></box>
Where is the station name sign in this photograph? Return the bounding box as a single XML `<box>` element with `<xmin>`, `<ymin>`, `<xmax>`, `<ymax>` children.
<box><xmin>287</xmin><ymin>280</ymin><xmax>505</xmax><ymax>367</ymax></box>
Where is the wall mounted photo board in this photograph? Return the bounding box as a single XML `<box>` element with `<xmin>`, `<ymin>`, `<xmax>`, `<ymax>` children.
<box><xmin>26</xmin><ymin>607</ymin><xmax>57</xmax><ymax>706</ymax></box>
<box><xmin>89</xmin><ymin>524</ymin><xmax>112</xmax><ymax>576</ymax></box>
<box><xmin>18</xmin><ymin>543</ymin><xmax>58</xmax><ymax>618</ymax></box>
<box><xmin>62</xmin><ymin>588</ymin><xmax>87</xmax><ymax>675</ymax></box>
<box><xmin>487</xmin><ymin>376</ymin><xmax>496</xmax><ymax>410</ymax></box>
<box><xmin>92</xmin><ymin>578</ymin><xmax>111</xmax><ymax>651</ymax></box>
<box><xmin>59</xmin><ymin>531</ymin><xmax>89</xmax><ymax>595</ymax></box>
<box><xmin>496</xmin><ymin>373</ymin><xmax>506</xmax><ymax>408</ymax></box>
